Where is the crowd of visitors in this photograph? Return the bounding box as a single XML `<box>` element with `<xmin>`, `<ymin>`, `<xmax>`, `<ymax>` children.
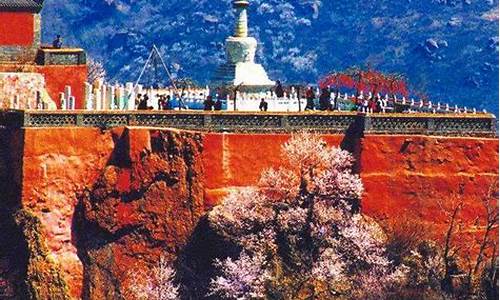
<box><xmin>134</xmin><ymin>81</ymin><xmax>391</xmax><ymax>113</ymax></box>
<box><xmin>203</xmin><ymin>95</ymin><xmax>223</xmax><ymax>111</ymax></box>
<box><xmin>275</xmin><ymin>81</ymin><xmax>386</xmax><ymax>113</ymax></box>
<box><xmin>157</xmin><ymin>95</ymin><xmax>172</xmax><ymax>110</ymax></box>
<box><xmin>136</xmin><ymin>94</ymin><xmax>153</xmax><ymax>110</ymax></box>
<box><xmin>136</xmin><ymin>93</ymin><xmax>182</xmax><ymax>110</ymax></box>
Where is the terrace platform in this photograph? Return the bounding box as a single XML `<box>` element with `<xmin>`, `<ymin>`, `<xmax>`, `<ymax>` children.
<box><xmin>0</xmin><ymin>110</ymin><xmax>496</xmax><ymax>137</ymax></box>
<box><xmin>35</xmin><ymin>47</ymin><xmax>87</xmax><ymax>66</ymax></box>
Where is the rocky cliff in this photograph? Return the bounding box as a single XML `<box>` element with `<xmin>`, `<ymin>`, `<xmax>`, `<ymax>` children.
<box><xmin>0</xmin><ymin>127</ymin><xmax>497</xmax><ymax>299</ymax></box>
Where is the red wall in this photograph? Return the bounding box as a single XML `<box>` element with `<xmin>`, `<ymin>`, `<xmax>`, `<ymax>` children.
<box><xmin>202</xmin><ymin>133</ymin><xmax>499</xmax><ymax>238</ymax></box>
<box><xmin>36</xmin><ymin>65</ymin><xmax>88</xmax><ymax>109</ymax></box>
<box><xmin>202</xmin><ymin>133</ymin><xmax>344</xmax><ymax>206</ymax></box>
<box><xmin>0</xmin><ymin>12</ymin><xmax>34</xmax><ymax>46</ymax></box>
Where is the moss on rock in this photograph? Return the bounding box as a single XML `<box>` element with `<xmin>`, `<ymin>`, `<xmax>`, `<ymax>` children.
<box><xmin>13</xmin><ymin>209</ymin><xmax>70</xmax><ymax>300</ymax></box>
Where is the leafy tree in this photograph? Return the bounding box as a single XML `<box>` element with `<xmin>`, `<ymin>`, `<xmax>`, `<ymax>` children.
<box><xmin>382</xmin><ymin>181</ymin><xmax>499</xmax><ymax>300</ymax></box>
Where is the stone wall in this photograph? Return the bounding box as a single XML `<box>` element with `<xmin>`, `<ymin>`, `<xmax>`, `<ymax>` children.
<box><xmin>36</xmin><ymin>49</ymin><xmax>86</xmax><ymax>66</ymax></box>
<box><xmin>202</xmin><ymin>132</ymin><xmax>499</xmax><ymax>254</ymax></box>
<box><xmin>0</xmin><ymin>13</ymin><xmax>40</xmax><ymax>62</ymax></box>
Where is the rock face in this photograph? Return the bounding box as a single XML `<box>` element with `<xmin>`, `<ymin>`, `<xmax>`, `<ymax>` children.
<box><xmin>0</xmin><ymin>128</ymin><xmax>497</xmax><ymax>299</ymax></box>
<box><xmin>1</xmin><ymin>127</ymin><xmax>206</xmax><ymax>299</ymax></box>
<box><xmin>21</xmin><ymin>127</ymin><xmax>119</xmax><ymax>298</ymax></box>
<box><xmin>0</xmin><ymin>209</ymin><xmax>70</xmax><ymax>299</ymax></box>
<box><xmin>75</xmin><ymin>129</ymin><xmax>205</xmax><ymax>299</ymax></box>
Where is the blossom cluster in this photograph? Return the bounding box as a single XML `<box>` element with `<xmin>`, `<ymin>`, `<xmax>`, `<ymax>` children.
<box><xmin>127</xmin><ymin>256</ymin><xmax>179</xmax><ymax>300</ymax></box>
<box><xmin>208</xmin><ymin>132</ymin><xmax>403</xmax><ymax>299</ymax></box>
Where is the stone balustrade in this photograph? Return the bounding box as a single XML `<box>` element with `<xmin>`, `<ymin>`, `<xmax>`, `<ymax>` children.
<box><xmin>0</xmin><ymin>110</ymin><xmax>496</xmax><ymax>137</ymax></box>
<box><xmin>78</xmin><ymin>81</ymin><xmax>488</xmax><ymax>115</ymax></box>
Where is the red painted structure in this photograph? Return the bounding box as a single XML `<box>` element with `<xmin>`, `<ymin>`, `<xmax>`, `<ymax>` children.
<box><xmin>36</xmin><ymin>65</ymin><xmax>88</xmax><ymax>109</ymax></box>
<box><xmin>0</xmin><ymin>12</ymin><xmax>34</xmax><ymax>46</ymax></box>
<box><xmin>0</xmin><ymin>2</ymin><xmax>88</xmax><ymax>109</ymax></box>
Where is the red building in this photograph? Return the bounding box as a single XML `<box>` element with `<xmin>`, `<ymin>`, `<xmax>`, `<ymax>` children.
<box><xmin>0</xmin><ymin>0</ymin><xmax>87</xmax><ymax>109</ymax></box>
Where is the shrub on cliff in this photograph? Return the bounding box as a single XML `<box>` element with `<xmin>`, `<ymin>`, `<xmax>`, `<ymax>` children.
<box><xmin>207</xmin><ymin>132</ymin><xmax>406</xmax><ymax>299</ymax></box>
<box><xmin>381</xmin><ymin>182</ymin><xmax>499</xmax><ymax>299</ymax></box>
<box><xmin>126</xmin><ymin>256</ymin><xmax>179</xmax><ymax>300</ymax></box>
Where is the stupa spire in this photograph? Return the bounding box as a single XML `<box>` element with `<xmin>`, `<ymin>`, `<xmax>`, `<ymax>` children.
<box><xmin>233</xmin><ymin>0</ymin><xmax>249</xmax><ymax>38</ymax></box>
<box><xmin>210</xmin><ymin>0</ymin><xmax>274</xmax><ymax>90</ymax></box>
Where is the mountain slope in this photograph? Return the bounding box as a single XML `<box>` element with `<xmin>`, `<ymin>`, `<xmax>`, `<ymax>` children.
<box><xmin>41</xmin><ymin>0</ymin><xmax>499</xmax><ymax>112</ymax></box>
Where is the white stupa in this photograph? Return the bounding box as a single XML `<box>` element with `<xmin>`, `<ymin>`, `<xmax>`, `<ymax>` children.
<box><xmin>211</xmin><ymin>0</ymin><xmax>274</xmax><ymax>91</ymax></box>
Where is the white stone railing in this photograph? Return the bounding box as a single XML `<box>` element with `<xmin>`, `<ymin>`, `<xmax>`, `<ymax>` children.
<box><xmin>81</xmin><ymin>80</ymin><xmax>211</xmax><ymax>111</ymax></box>
<box><xmin>14</xmin><ymin>81</ymin><xmax>488</xmax><ymax>115</ymax></box>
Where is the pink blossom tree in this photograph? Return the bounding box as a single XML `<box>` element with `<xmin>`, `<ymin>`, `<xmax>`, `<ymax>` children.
<box><xmin>126</xmin><ymin>256</ymin><xmax>179</xmax><ymax>300</ymax></box>
<box><xmin>208</xmin><ymin>132</ymin><xmax>405</xmax><ymax>299</ymax></box>
<box><xmin>87</xmin><ymin>58</ymin><xmax>107</xmax><ymax>84</ymax></box>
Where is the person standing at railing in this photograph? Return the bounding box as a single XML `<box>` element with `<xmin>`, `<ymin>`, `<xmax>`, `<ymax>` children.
<box><xmin>368</xmin><ymin>98</ymin><xmax>377</xmax><ymax>113</ymax></box>
<box><xmin>259</xmin><ymin>98</ymin><xmax>268</xmax><ymax>111</ymax></box>
<box><xmin>135</xmin><ymin>94</ymin><xmax>142</xmax><ymax>108</ymax></box>
<box><xmin>376</xmin><ymin>98</ymin><xmax>383</xmax><ymax>113</ymax></box>
<box><xmin>362</xmin><ymin>98</ymin><xmax>369</xmax><ymax>113</ymax></box>
<box><xmin>305</xmin><ymin>86</ymin><xmax>315</xmax><ymax>111</ymax></box>
<box><xmin>164</xmin><ymin>95</ymin><xmax>172</xmax><ymax>110</ymax></box>
<box><xmin>275</xmin><ymin>80</ymin><xmax>284</xmax><ymax>98</ymax></box>
<box><xmin>214</xmin><ymin>99</ymin><xmax>223</xmax><ymax>111</ymax></box>
<box><xmin>204</xmin><ymin>95</ymin><xmax>215</xmax><ymax>111</ymax></box>
<box><xmin>331</xmin><ymin>88</ymin><xmax>339</xmax><ymax>111</ymax></box>
<box><xmin>52</xmin><ymin>35</ymin><xmax>63</xmax><ymax>49</ymax></box>
<box><xmin>137</xmin><ymin>94</ymin><xmax>148</xmax><ymax>110</ymax></box>
<box><xmin>319</xmin><ymin>88</ymin><xmax>332</xmax><ymax>111</ymax></box>
<box><xmin>158</xmin><ymin>95</ymin><xmax>165</xmax><ymax>110</ymax></box>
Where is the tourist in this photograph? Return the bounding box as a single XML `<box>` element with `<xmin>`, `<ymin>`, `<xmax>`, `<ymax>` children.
<box><xmin>164</xmin><ymin>95</ymin><xmax>172</xmax><ymax>110</ymax></box>
<box><xmin>305</xmin><ymin>86</ymin><xmax>315</xmax><ymax>110</ymax></box>
<box><xmin>135</xmin><ymin>94</ymin><xmax>142</xmax><ymax>107</ymax></box>
<box><xmin>214</xmin><ymin>99</ymin><xmax>223</xmax><ymax>111</ymax></box>
<box><xmin>158</xmin><ymin>95</ymin><xmax>165</xmax><ymax>110</ymax></box>
<box><xmin>52</xmin><ymin>35</ymin><xmax>63</xmax><ymax>49</ymax></box>
<box><xmin>376</xmin><ymin>98</ymin><xmax>383</xmax><ymax>113</ymax></box>
<box><xmin>363</xmin><ymin>98</ymin><xmax>370</xmax><ymax>113</ymax></box>
<box><xmin>137</xmin><ymin>95</ymin><xmax>148</xmax><ymax>110</ymax></box>
<box><xmin>319</xmin><ymin>88</ymin><xmax>332</xmax><ymax>111</ymax></box>
<box><xmin>331</xmin><ymin>89</ymin><xmax>339</xmax><ymax>111</ymax></box>
<box><xmin>204</xmin><ymin>95</ymin><xmax>214</xmax><ymax>111</ymax></box>
<box><xmin>259</xmin><ymin>98</ymin><xmax>268</xmax><ymax>111</ymax></box>
<box><xmin>275</xmin><ymin>80</ymin><xmax>284</xmax><ymax>98</ymax></box>
<box><xmin>356</xmin><ymin>96</ymin><xmax>363</xmax><ymax>112</ymax></box>
<box><xmin>369</xmin><ymin>99</ymin><xmax>377</xmax><ymax>113</ymax></box>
